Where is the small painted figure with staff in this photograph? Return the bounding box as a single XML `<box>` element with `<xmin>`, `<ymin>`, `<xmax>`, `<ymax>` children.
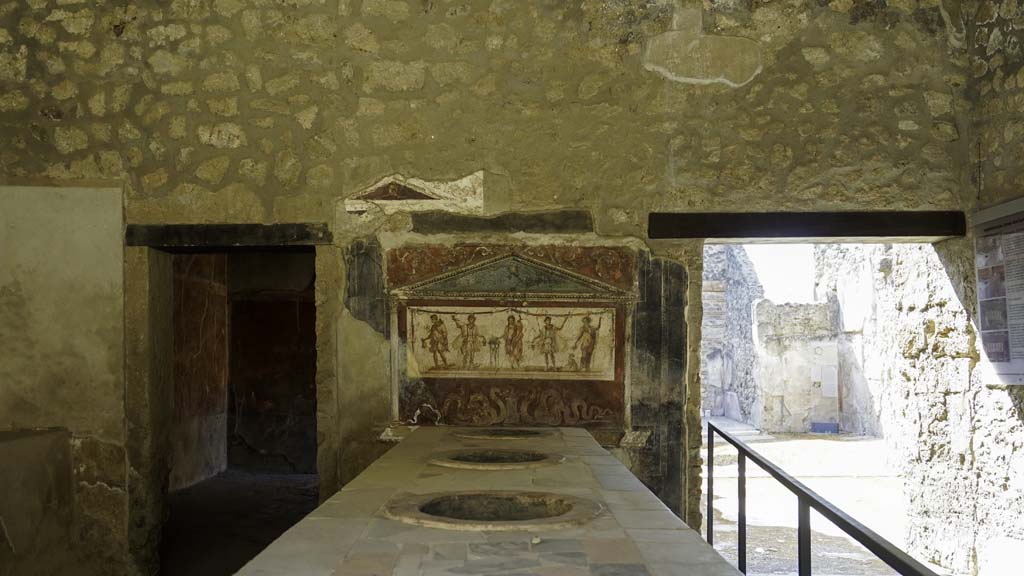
<box><xmin>421</xmin><ymin>314</ymin><xmax>449</xmax><ymax>369</ymax></box>
<box><xmin>533</xmin><ymin>315</ymin><xmax>569</xmax><ymax>371</ymax></box>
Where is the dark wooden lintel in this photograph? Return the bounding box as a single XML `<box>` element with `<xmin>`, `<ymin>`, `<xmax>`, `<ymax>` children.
<box><xmin>125</xmin><ymin>223</ymin><xmax>332</xmax><ymax>248</ymax></box>
<box><xmin>648</xmin><ymin>211</ymin><xmax>966</xmax><ymax>241</ymax></box>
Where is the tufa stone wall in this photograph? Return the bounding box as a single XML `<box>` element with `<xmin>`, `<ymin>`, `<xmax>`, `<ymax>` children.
<box><xmin>816</xmin><ymin>242</ymin><xmax>1024</xmax><ymax>575</ymax></box>
<box><xmin>0</xmin><ymin>0</ymin><xmax>970</xmax><ymax>222</ymax></box>
<box><xmin>973</xmin><ymin>0</ymin><xmax>1024</xmax><ymax>209</ymax></box>
<box><xmin>700</xmin><ymin>244</ymin><xmax>763</xmax><ymax>423</ymax></box>
<box><xmin>753</xmin><ymin>299</ymin><xmax>840</xmax><ymax>433</ymax></box>
<box><xmin>971</xmin><ymin>15</ymin><xmax>1024</xmax><ymax>574</ymax></box>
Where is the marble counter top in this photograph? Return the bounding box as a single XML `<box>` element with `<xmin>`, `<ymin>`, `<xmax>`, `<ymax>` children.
<box><xmin>238</xmin><ymin>427</ymin><xmax>740</xmax><ymax>576</ymax></box>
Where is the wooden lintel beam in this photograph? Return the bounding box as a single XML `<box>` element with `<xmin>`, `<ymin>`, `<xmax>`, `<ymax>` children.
<box><xmin>125</xmin><ymin>223</ymin><xmax>332</xmax><ymax>248</ymax></box>
<box><xmin>648</xmin><ymin>211</ymin><xmax>966</xmax><ymax>241</ymax></box>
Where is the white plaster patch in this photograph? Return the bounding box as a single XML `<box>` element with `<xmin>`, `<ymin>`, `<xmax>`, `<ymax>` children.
<box><xmin>642</xmin><ymin>5</ymin><xmax>762</xmax><ymax>88</ymax></box>
<box><xmin>343</xmin><ymin>171</ymin><xmax>484</xmax><ymax>215</ymax></box>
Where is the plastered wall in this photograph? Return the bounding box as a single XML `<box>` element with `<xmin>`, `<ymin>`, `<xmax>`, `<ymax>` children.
<box><xmin>170</xmin><ymin>254</ymin><xmax>229</xmax><ymax>490</ymax></box>
<box><xmin>0</xmin><ymin>186</ymin><xmax>129</xmax><ymax>575</ymax></box>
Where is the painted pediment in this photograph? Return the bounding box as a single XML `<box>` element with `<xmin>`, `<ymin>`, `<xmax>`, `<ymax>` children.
<box><xmin>343</xmin><ymin>172</ymin><xmax>484</xmax><ymax>215</ymax></box>
<box><xmin>396</xmin><ymin>255</ymin><xmax>629</xmax><ymax>299</ymax></box>
<box><xmin>360</xmin><ymin>180</ymin><xmax>437</xmax><ymax>201</ymax></box>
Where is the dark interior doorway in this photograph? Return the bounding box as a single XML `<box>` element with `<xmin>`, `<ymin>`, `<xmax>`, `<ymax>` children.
<box><xmin>160</xmin><ymin>248</ymin><xmax>319</xmax><ymax>576</ymax></box>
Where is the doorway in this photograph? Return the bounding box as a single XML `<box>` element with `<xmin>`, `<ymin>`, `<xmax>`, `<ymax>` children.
<box><xmin>699</xmin><ymin>241</ymin><xmax>961</xmax><ymax>575</ymax></box>
<box><xmin>160</xmin><ymin>249</ymin><xmax>319</xmax><ymax>576</ymax></box>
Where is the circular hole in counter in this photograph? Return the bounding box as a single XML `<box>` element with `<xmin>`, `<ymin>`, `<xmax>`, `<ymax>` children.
<box><xmin>383</xmin><ymin>490</ymin><xmax>603</xmax><ymax>531</ymax></box>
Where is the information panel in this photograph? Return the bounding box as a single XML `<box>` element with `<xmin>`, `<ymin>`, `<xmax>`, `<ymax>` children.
<box><xmin>975</xmin><ymin>199</ymin><xmax>1024</xmax><ymax>385</ymax></box>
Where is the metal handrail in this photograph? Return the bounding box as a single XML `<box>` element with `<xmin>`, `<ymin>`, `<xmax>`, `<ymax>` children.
<box><xmin>706</xmin><ymin>421</ymin><xmax>940</xmax><ymax>576</ymax></box>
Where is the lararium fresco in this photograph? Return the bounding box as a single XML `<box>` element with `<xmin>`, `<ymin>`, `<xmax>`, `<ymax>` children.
<box><xmin>407</xmin><ymin>306</ymin><xmax>616</xmax><ymax>381</ymax></box>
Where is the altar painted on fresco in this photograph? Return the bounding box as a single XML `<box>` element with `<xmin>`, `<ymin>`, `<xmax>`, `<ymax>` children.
<box><xmin>388</xmin><ymin>247</ymin><xmax>637</xmax><ymax>429</ymax></box>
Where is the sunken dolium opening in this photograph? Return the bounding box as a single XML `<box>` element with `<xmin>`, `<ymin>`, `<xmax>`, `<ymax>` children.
<box><xmin>419</xmin><ymin>493</ymin><xmax>572</xmax><ymax>522</ymax></box>
<box><xmin>453</xmin><ymin>450</ymin><xmax>545</xmax><ymax>463</ymax></box>
<box><xmin>383</xmin><ymin>490</ymin><xmax>604</xmax><ymax>531</ymax></box>
<box><xmin>428</xmin><ymin>448</ymin><xmax>562</xmax><ymax>470</ymax></box>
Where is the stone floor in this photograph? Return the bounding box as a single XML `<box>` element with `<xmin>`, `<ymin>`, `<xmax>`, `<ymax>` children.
<box><xmin>161</xmin><ymin>469</ymin><xmax>319</xmax><ymax>576</ymax></box>
<box><xmin>239</xmin><ymin>427</ymin><xmax>740</xmax><ymax>576</ymax></box>
<box><xmin>701</xmin><ymin>419</ymin><xmax>948</xmax><ymax>575</ymax></box>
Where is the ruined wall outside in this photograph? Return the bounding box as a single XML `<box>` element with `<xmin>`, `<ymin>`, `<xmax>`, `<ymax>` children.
<box><xmin>753</xmin><ymin>300</ymin><xmax>840</xmax><ymax>432</ymax></box>
<box><xmin>0</xmin><ymin>186</ymin><xmax>129</xmax><ymax>576</ymax></box>
<box><xmin>816</xmin><ymin>242</ymin><xmax>1024</xmax><ymax>575</ymax></box>
<box><xmin>700</xmin><ymin>245</ymin><xmax>762</xmax><ymax>423</ymax></box>
<box><xmin>813</xmin><ymin>245</ymin><xmax>888</xmax><ymax>435</ymax></box>
<box><xmin>170</xmin><ymin>254</ymin><xmax>229</xmax><ymax>490</ymax></box>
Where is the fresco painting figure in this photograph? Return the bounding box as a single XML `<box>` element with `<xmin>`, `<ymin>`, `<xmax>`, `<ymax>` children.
<box><xmin>453</xmin><ymin>314</ymin><xmax>487</xmax><ymax>368</ymax></box>
<box><xmin>534</xmin><ymin>316</ymin><xmax>569</xmax><ymax>371</ymax></box>
<box><xmin>421</xmin><ymin>314</ymin><xmax>449</xmax><ymax>369</ymax></box>
<box><xmin>503</xmin><ymin>315</ymin><xmax>524</xmax><ymax>369</ymax></box>
<box><xmin>575</xmin><ymin>315</ymin><xmax>603</xmax><ymax>372</ymax></box>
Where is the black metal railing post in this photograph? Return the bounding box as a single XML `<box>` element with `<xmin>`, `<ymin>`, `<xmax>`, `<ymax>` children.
<box><xmin>738</xmin><ymin>452</ymin><xmax>747</xmax><ymax>574</ymax></box>
<box><xmin>705</xmin><ymin>422</ymin><xmax>939</xmax><ymax>576</ymax></box>
<box><xmin>706</xmin><ymin>421</ymin><xmax>714</xmax><ymax>546</ymax></box>
<box><xmin>798</xmin><ymin>498</ymin><xmax>811</xmax><ymax>576</ymax></box>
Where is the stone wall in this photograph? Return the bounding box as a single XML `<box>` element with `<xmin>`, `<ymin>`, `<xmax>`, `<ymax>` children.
<box><xmin>0</xmin><ymin>0</ymin><xmax>984</xmax><ymax>573</ymax></box>
<box><xmin>816</xmin><ymin>242</ymin><xmax>1024</xmax><ymax>575</ymax></box>
<box><xmin>753</xmin><ymin>299</ymin><xmax>840</xmax><ymax>433</ymax></box>
<box><xmin>700</xmin><ymin>245</ymin><xmax>762</xmax><ymax>423</ymax></box>
<box><xmin>0</xmin><ymin>0</ymin><xmax>970</xmax><ymax>219</ymax></box>
<box><xmin>970</xmin><ymin>6</ymin><xmax>1024</xmax><ymax>569</ymax></box>
<box><xmin>170</xmin><ymin>254</ymin><xmax>229</xmax><ymax>490</ymax></box>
